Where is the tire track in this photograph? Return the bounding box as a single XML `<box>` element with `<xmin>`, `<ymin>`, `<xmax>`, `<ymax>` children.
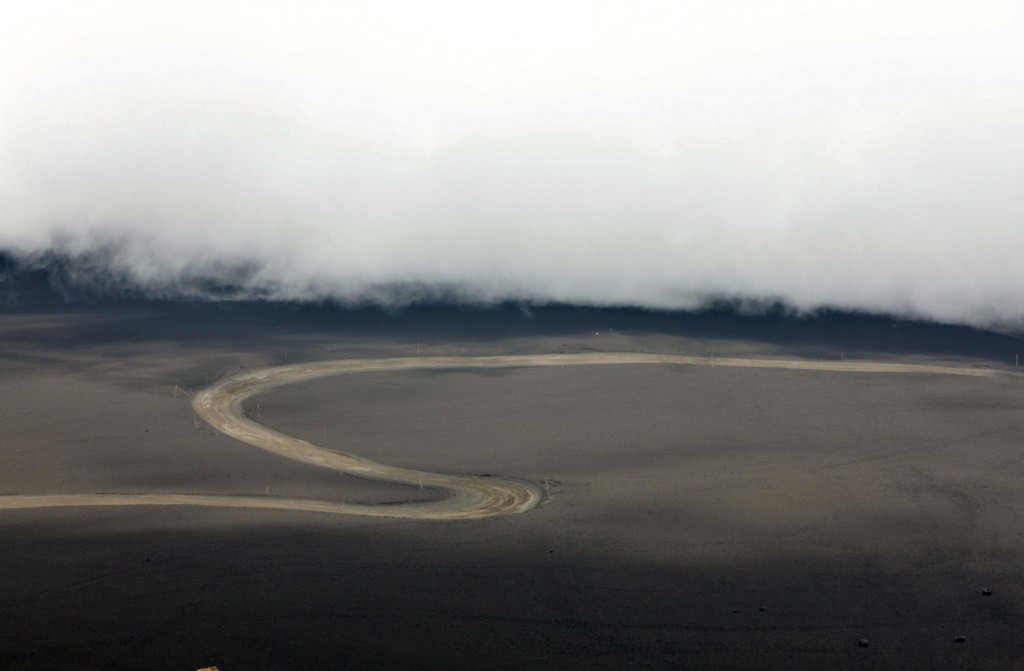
<box><xmin>0</xmin><ymin>353</ymin><xmax>1004</xmax><ymax>520</ymax></box>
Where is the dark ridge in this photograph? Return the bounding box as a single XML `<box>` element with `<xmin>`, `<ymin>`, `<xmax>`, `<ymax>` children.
<box><xmin>0</xmin><ymin>248</ymin><xmax>262</xmax><ymax>304</ymax></box>
<box><xmin>1</xmin><ymin>247</ymin><xmax>1021</xmax><ymax>364</ymax></box>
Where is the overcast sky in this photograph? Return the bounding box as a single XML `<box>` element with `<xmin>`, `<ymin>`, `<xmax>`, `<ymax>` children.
<box><xmin>1</xmin><ymin>1</ymin><xmax>1022</xmax><ymax>325</ymax></box>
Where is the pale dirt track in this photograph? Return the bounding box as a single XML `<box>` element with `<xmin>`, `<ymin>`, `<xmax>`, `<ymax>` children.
<box><xmin>0</xmin><ymin>353</ymin><xmax>1006</xmax><ymax>520</ymax></box>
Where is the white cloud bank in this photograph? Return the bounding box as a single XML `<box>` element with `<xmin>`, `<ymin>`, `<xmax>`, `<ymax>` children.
<box><xmin>2</xmin><ymin>1</ymin><xmax>1023</xmax><ymax>325</ymax></box>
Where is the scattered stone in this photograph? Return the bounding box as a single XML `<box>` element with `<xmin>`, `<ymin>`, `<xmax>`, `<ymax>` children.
<box><xmin>758</xmin><ymin>606</ymin><xmax>767</xmax><ymax>612</ymax></box>
<box><xmin>982</xmin><ymin>587</ymin><xmax>993</xmax><ymax>596</ymax></box>
<box><xmin>857</xmin><ymin>639</ymin><xmax>869</xmax><ymax>648</ymax></box>
<box><xmin>953</xmin><ymin>636</ymin><xmax>966</xmax><ymax>643</ymax></box>
<box><xmin>732</xmin><ymin>608</ymin><xmax>740</xmax><ymax>613</ymax></box>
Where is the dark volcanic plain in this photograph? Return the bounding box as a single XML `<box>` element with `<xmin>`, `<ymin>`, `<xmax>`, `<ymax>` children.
<box><xmin>1</xmin><ymin>300</ymin><xmax>1023</xmax><ymax>670</ymax></box>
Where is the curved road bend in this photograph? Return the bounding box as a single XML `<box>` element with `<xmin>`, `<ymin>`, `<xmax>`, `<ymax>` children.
<box><xmin>0</xmin><ymin>353</ymin><xmax>1004</xmax><ymax>520</ymax></box>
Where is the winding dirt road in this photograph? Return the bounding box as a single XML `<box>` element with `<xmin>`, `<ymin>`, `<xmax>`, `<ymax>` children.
<box><xmin>0</xmin><ymin>353</ymin><xmax>1005</xmax><ymax>520</ymax></box>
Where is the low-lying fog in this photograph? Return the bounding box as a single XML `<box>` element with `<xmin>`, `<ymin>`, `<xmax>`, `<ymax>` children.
<box><xmin>2</xmin><ymin>1</ymin><xmax>1022</xmax><ymax>327</ymax></box>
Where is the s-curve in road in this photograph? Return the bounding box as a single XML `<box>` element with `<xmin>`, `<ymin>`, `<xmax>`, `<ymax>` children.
<box><xmin>0</xmin><ymin>353</ymin><xmax>1009</xmax><ymax>520</ymax></box>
